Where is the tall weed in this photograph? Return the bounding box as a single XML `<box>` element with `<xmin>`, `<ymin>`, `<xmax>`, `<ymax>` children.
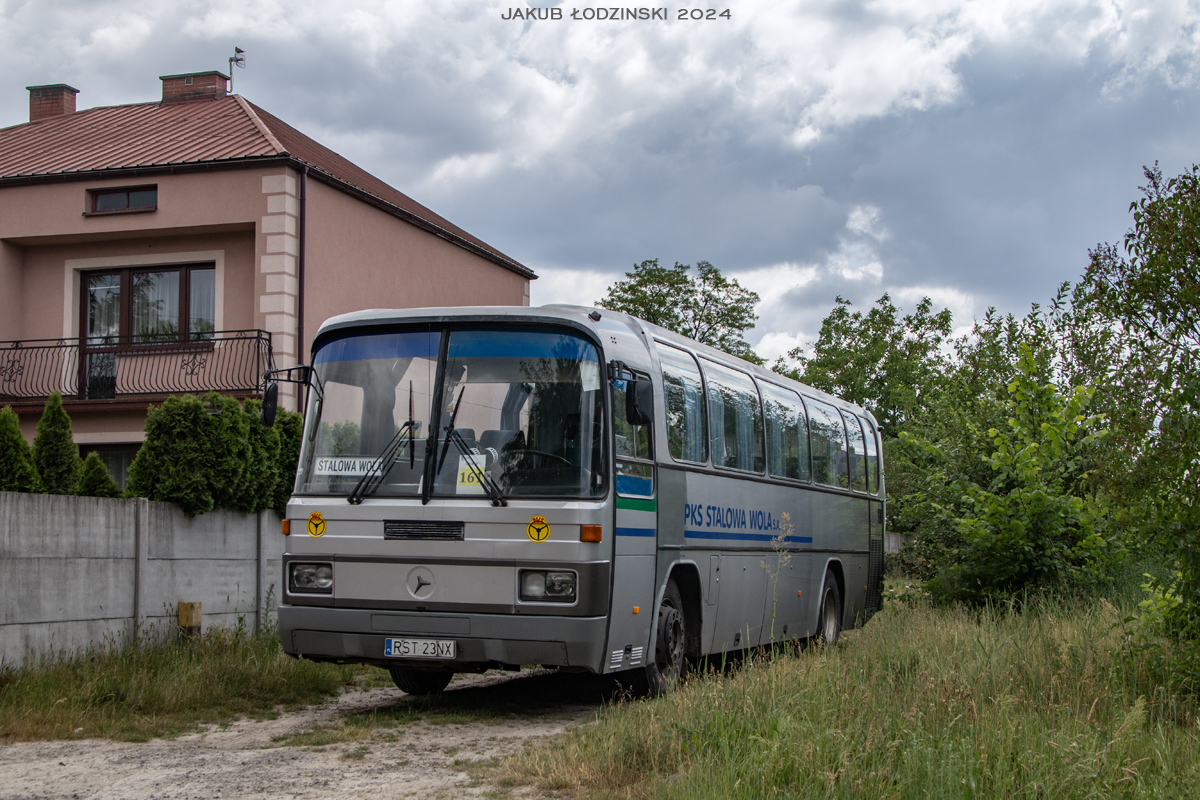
<box><xmin>505</xmin><ymin>596</ymin><xmax>1200</xmax><ymax>799</ymax></box>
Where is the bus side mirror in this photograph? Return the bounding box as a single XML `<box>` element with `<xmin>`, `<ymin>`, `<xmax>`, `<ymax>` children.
<box><xmin>626</xmin><ymin>377</ymin><xmax>654</xmax><ymax>426</ymax></box>
<box><xmin>261</xmin><ymin>382</ymin><xmax>279</xmax><ymax>428</ymax></box>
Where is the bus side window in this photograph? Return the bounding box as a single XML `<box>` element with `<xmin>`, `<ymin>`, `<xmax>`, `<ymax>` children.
<box><xmin>613</xmin><ymin>370</ymin><xmax>654</xmax><ymax>498</ymax></box>
<box><xmin>859</xmin><ymin>415</ymin><xmax>879</xmax><ymax>495</ymax></box>
<box><xmin>656</xmin><ymin>343</ymin><xmax>708</xmax><ymax>464</ymax></box>
<box><xmin>807</xmin><ymin>398</ymin><xmax>848</xmax><ymax>488</ymax></box>
<box><xmin>843</xmin><ymin>411</ymin><xmax>868</xmax><ymax>492</ymax></box>
<box><xmin>702</xmin><ymin>359</ymin><xmax>764</xmax><ymax>473</ymax></box>
<box><xmin>612</xmin><ymin>375</ymin><xmax>651</xmax><ymax>460</ymax></box>
<box><xmin>763</xmin><ymin>382</ymin><xmax>810</xmax><ymax>482</ymax></box>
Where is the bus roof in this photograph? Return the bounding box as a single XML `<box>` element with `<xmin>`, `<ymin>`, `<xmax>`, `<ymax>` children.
<box><xmin>311</xmin><ymin>304</ymin><xmax>877</xmax><ymax>426</ymax></box>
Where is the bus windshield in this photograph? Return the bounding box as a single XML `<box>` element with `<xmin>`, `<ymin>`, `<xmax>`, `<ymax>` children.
<box><xmin>295</xmin><ymin>326</ymin><xmax>607</xmax><ymax>500</ymax></box>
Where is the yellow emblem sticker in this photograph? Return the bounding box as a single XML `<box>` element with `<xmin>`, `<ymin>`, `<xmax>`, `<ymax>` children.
<box><xmin>526</xmin><ymin>515</ymin><xmax>551</xmax><ymax>542</ymax></box>
<box><xmin>307</xmin><ymin>511</ymin><xmax>326</xmax><ymax>538</ymax></box>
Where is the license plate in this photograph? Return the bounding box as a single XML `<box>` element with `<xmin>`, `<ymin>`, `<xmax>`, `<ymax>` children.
<box><xmin>384</xmin><ymin>638</ymin><xmax>456</xmax><ymax>659</ymax></box>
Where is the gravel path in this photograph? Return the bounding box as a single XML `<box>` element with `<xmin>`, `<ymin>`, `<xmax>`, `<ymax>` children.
<box><xmin>0</xmin><ymin>669</ymin><xmax>616</xmax><ymax>800</ymax></box>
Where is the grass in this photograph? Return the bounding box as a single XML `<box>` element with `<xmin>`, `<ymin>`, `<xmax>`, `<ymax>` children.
<box><xmin>0</xmin><ymin>624</ymin><xmax>364</xmax><ymax>742</ymax></box>
<box><xmin>500</xmin><ymin>591</ymin><xmax>1200</xmax><ymax>799</ymax></box>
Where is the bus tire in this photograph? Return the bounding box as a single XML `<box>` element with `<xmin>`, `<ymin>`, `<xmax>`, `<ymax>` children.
<box><xmin>389</xmin><ymin>667</ymin><xmax>453</xmax><ymax>696</ymax></box>
<box><xmin>817</xmin><ymin>568</ymin><xmax>842</xmax><ymax>646</ymax></box>
<box><xmin>644</xmin><ymin>578</ymin><xmax>686</xmax><ymax>696</ymax></box>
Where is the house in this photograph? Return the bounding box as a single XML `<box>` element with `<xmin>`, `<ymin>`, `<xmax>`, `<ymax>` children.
<box><xmin>0</xmin><ymin>71</ymin><xmax>535</xmax><ymax>484</ymax></box>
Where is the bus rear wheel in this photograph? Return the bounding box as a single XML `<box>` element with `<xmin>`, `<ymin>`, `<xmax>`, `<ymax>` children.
<box><xmin>389</xmin><ymin>666</ymin><xmax>453</xmax><ymax>696</ymax></box>
<box><xmin>817</xmin><ymin>569</ymin><xmax>843</xmax><ymax>646</ymax></box>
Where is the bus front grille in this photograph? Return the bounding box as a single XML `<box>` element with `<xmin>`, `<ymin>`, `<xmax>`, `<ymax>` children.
<box><xmin>384</xmin><ymin>520</ymin><xmax>465</xmax><ymax>541</ymax></box>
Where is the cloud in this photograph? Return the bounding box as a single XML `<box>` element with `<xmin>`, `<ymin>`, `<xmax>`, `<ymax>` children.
<box><xmin>1</xmin><ymin>0</ymin><xmax>1197</xmax><ymax>372</ymax></box>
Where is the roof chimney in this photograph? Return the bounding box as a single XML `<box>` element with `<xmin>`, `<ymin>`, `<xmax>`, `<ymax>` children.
<box><xmin>159</xmin><ymin>71</ymin><xmax>229</xmax><ymax>104</ymax></box>
<box><xmin>27</xmin><ymin>84</ymin><xmax>79</xmax><ymax>122</ymax></box>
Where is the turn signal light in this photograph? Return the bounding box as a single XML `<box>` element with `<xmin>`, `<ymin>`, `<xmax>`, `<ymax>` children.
<box><xmin>281</xmin><ymin>519</ymin><xmax>291</xmax><ymax>536</ymax></box>
<box><xmin>580</xmin><ymin>524</ymin><xmax>602</xmax><ymax>543</ymax></box>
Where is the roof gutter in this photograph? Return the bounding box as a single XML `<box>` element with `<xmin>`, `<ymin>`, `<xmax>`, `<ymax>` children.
<box><xmin>0</xmin><ymin>155</ymin><xmax>537</xmax><ymax>280</ymax></box>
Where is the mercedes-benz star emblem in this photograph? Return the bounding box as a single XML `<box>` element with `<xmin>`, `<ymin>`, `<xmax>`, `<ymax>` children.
<box><xmin>406</xmin><ymin>566</ymin><xmax>436</xmax><ymax>600</ymax></box>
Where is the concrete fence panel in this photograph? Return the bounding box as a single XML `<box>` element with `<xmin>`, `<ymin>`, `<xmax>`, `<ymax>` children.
<box><xmin>0</xmin><ymin>491</ymin><xmax>284</xmax><ymax>670</ymax></box>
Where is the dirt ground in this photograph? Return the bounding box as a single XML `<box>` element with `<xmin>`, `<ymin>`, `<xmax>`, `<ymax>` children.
<box><xmin>0</xmin><ymin>669</ymin><xmax>618</xmax><ymax>800</ymax></box>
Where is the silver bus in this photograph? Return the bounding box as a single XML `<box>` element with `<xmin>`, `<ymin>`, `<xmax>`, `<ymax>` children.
<box><xmin>265</xmin><ymin>305</ymin><xmax>884</xmax><ymax>695</ymax></box>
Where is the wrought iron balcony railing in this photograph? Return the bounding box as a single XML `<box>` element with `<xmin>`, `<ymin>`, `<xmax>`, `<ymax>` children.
<box><xmin>0</xmin><ymin>330</ymin><xmax>273</xmax><ymax>402</ymax></box>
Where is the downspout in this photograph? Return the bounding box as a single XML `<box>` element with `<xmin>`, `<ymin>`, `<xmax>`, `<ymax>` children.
<box><xmin>298</xmin><ymin>165</ymin><xmax>308</xmax><ymax>367</ymax></box>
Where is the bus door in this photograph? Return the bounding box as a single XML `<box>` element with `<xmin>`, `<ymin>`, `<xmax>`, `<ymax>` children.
<box><xmin>603</xmin><ymin>366</ymin><xmax>657</xmax><ymax>673</ymax></box>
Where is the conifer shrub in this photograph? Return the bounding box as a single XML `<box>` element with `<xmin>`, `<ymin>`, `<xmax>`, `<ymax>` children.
<box><xmin>32</xmin><ymin>391</ymin><xmax>81</xmax><ymax>495</ymax></box>
<box><xmin>128</xmin><ymin>393</ymin><xmax>297</xmax><ymax>517</ymax></box>
<box><xmin>128</xmin><ymin>394</ymin><xmax>215</xmax><ymax>516</ymax></box>
<box><xmin>0</xmin><ymin>405</ymin><xmax>39</xmax><ymax>493</ymax></box>
<box><xmin>203</xmin><ymin>394</ymin><xmax>252</xmax><ymax>512</ymax></box>
<box><xmin>77</xmin><ymin>451</ymin><xmax>121</xmax><ymax>498</ymax></box>
<box><xmin>236</xmin><ymin>399</ymin><xmax>280</xmax><ymax>514</ymax></box>
<box><xmin>272</xmin><ymin>409</ymin><xmax>304</xmax><ymax>516</ymax></box>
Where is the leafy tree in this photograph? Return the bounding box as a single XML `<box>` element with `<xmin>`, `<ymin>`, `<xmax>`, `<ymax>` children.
<box><xmin>77</xmin><ymin>451</ymin><xmax>120</xmax><ymax>498</ymax></box>
<box><xmin>776</xmin><ymin>294</ymin><xmax>953</xmax><ymax>435</ymax></box>
<box><xmin>1077</xmin><ymin>163</ymin><xmax>1200</xmax><ymax>678</ymax></box>
<box><xmin>273</xmin><ymin>409</ymin><xmax>304</xmax><ymax>516</ymax></box>
<box><xmin>901</xmin><ymin>345</ymin><xmax>1115</xmax><ymax>603</ymax></box>
<box><xmin>32</xmin><ymin>391</ymin><xmax>81</xmax><ymax>495</ymax></box>
<box><xmin>0</xmin><ymin>405</ymin><xmax>39</xmax><ymax>493</ymax></box>
<box><xmin>599</xmin><ymin>259</ymin><xmax>763</xmax><ymax>363</ymax></box>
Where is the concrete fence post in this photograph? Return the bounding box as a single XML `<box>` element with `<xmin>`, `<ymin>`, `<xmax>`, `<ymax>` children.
<box><xmin>255</xmin><ymin>510</ymin><xmax>264</xmax><ymax>633</ymax></box>
<box><xmin>133</xmin><ymin>497</ymin><xmax>150</xmax><ymax>637</ymax></box>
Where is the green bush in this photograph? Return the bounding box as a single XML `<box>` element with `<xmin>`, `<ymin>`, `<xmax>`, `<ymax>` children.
<box><xmin>31</xmin><ymin>391</ymin><xmax>81</xmax><ymax>495</ymax></box>
<box><xmin>237</xmin><ymin>399</ymin><xmax>280</xmax><ymax>514</ymax></box>
<box><xmin>128</xmin><ymin>393</ymin><xmax>299</xmax><ymax>517</ymax></box>
<box><xmin>77</xmin><ymin>451</ymin><xmax>120</xmax><ymax>498</ymax></box>
<box><xmin>904</xmin><ymin>345</ymin><xmax>1117</xmax><ymax>604</ymax></box>
<box><xmin>127</xmin><ymin>394</ymin><xmax>215</xmax><ymax>515</ymax></box>
<box><xmin>0</xmin><ymin>405</ymin><xmax>39</xmax><ymax>493</ymax></box>
<box><xmin>273</xmin><ymin>409</ymin><xmax>304</xmax><ymax>516</ymax></box>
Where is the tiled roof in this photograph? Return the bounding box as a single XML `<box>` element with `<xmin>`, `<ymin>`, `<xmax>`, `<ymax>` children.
<box><xmin>0</xmin><ymin>95</ymin><xmax>532</xmax><ymax>277</ymax></box>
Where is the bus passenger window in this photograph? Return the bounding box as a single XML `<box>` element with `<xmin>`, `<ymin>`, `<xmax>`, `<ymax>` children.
<box><xmin>702</xmin><ymin>359</ymin><xmax>764</xmax><ymax>473</ymax></box>
<box><xmin>843</xmin><ymin>411</ymin><xmax>868</xmax><ymax>492</ymax></box>
<box><xmin>656</xmin><ymin>343</ymin><xmax>707</xmax><ymax>464</ymax></box>
<box><xmin>763</xmin><ymin>383</ymin><xmax>810</xmax><ymax>481</ymax></box>
<box><xmin>860</xmin><ymin>416</ymin><xmax>879</xmax><ymax>495</ymax></box>
<box><xmin>807</xmin><ymin>399</ymin><xmax>848</xmax><ymax>488</ymax></box>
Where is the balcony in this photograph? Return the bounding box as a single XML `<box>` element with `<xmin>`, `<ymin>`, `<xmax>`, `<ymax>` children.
<box><xmin>0</xmin><ymin>330</ymin><xmax>273</xmax><ymax>406</ymax></box>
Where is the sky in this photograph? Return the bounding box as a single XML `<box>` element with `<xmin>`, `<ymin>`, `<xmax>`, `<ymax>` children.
<box><xmin>2</xmin><ymin>0</ymin><xmax>1198</xmax><ymax>363</ymax></box>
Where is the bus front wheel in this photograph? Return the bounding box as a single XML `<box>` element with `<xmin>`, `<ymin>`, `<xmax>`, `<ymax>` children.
<box><xmin>389</xmin><ymin>667</ymin><xmax>453</xmax><ymax>696</ymax></box>
<box><xmin>643</xmin><ymin>578</ymin><xmax>686</xmax><ymax>696</ymax></box>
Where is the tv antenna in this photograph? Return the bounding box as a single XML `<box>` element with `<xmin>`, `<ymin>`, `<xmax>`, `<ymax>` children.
<box><xmin>228</xmin><ymin>47</ymin><xmax>246</xmax><ymax>91</ymax></box>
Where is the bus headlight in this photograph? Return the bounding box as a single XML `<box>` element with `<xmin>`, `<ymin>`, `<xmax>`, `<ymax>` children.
<box><xmin>519</xmin><ymin>570</ymin><xmax>576</xmax><ymax>602</ymax></box>
<box><xmin>291</xmin><ymin>562</ymin><xmax>334</xmax><ymax>594</ymax></box>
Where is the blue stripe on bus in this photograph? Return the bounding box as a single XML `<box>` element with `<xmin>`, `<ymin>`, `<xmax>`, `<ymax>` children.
<box><xmin>684</xmin><ymin>529</ymin><xmax>813</xmax><ymax>543</ymax></box>
<box><xmin>615</xmin><ymin>527</ymin><xmax>656</xmax><ymax>538</ymax></box>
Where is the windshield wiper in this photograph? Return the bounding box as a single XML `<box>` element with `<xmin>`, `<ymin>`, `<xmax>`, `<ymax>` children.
<box><xmin>348</xmin><ymin>383</ymin><xmax>418</xmax><ymax>505</ymax></box>
<box><xmin>435</xmin><ymin>388</ymin><xmax>506</xmax><ymax>507</ymax></box>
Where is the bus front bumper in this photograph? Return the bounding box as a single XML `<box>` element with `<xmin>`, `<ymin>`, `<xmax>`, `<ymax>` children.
<box><xmin>278</xmin><ymin>605</ymin><xmax>608</xmax><ymax>673</ymax></box>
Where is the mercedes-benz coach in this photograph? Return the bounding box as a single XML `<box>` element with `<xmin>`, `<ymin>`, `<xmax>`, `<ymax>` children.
<box><xmin>264</xmin><ymin>305</ymin><xmax>884</xmax><ymax>695</ymax></box>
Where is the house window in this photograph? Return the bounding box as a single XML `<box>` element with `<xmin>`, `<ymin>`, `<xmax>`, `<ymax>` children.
<box><xmin>83</xmin><ymin>264</ymin><xmax>215</xmax><ymax>344</ymax></box>
<box><xmin>89</xmin><ymin>186</ymin><xmax>157</xmax><ymax>214</ymax></box>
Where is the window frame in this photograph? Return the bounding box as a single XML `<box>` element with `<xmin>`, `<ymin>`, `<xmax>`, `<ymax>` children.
<box><xmin>84</xmin><ymin>185</ymin><xmax>158</xmax><ymax>216</ymax></box>
<box><xmin>79</xmin><ymin>263</ymin><xmax>216</xmax><ymax>347</ymax></box>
